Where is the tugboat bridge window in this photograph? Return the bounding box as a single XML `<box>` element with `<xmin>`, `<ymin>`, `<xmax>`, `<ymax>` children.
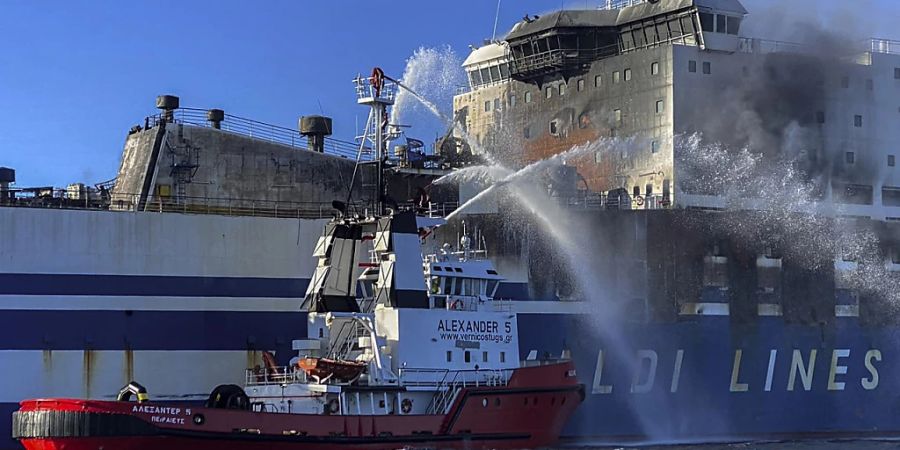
<box><xmin>699</xmin><ymin>12</ymin><xmax>714</xmax><ymax>32</ymax></box>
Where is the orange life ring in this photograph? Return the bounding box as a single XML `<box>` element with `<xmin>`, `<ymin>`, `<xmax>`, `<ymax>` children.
<box><xmin>634</xmin><ymin>195</ymin><xmax>644</xmax><ymax>206</ymax></box>
<box><xmin>371</xmin><ymin>67</ymin><xmax>385</xmax><ymax>97</ymax></box>
<box><xmin>401</xmin><ymin>398</ymin><xmax>413</xmax><ymax>414</ymax></box>
<box><xmin>451</xmin><ymin>300</ymin><xmax>463</xmax><ymax>311</ymax></box>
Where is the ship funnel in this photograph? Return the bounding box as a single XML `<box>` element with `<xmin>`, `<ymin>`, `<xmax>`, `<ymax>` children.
<box><xmin>299</xmin><ymin>115</ymin><xmax>333</xmax><ymax>153</ymax></box>
<box><xmin>0</xmin><ymin>167</ymin><xmax>14</xmax><ymax>205</ymax></box>
<box><xmin>207</xmin><ymin>109</ymin><xmax>225</xmax><ymax>129</ymax></box>
<box><xmin>155</xmin><ymin>95</ymin><xmax>180</xmax><ymax>123</ymax></box>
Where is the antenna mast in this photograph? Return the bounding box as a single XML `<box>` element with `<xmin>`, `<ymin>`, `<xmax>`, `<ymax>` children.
<box><xmin>491</xmin><ymin>0</ymin><xmax>502</xmax><ymax>42</ymax></box>
<box><xmin>352</xmin><ymin>68</ymin><xmax>398</xmax><ymax>216</ymax></box>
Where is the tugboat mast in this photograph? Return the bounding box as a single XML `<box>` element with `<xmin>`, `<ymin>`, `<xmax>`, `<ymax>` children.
<box><xmin>353</xmin><ymin>68</ymin><xmax>398</xmax><ymax>215</ymax></box>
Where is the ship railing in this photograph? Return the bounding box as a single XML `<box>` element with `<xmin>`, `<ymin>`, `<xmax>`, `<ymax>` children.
<box><xmin>867</xmin><ymin>38</ymin><xmax>900</xmax><ymax>55</ymax></box>
<box><xmin>245</xmin><ymin>365</ymin><xmax>308</xmax><ymax>386</ymax></box>
<box><xmin>554</xmin><ymin>192</ymin><xmax>672</xmax><ymax>211</ymax></box>
<box><xmin>145</xmin><ymin>107</ymin><xmax>360</xmax><ymax>159</ymax></box>
<box><xmin>400</xmin><ymin>368</ymin><xmax>512</xmax><ymax>414</ymax></box>
<box><xmin>599</xmin><ymin>0</ymin><xmax>645</xmax><ymax>9</ymax></box>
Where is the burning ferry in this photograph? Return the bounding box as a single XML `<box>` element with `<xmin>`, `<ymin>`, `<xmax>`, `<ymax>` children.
<box><xmin>3</xmin><ymin>0</ymin><xmax>900</xmax><ymax>446</ymax></box>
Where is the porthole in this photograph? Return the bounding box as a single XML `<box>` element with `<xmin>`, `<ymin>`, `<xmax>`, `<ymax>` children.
<box><xmin>482</xmin><ymin>398</ymin><xmax>488</xmax><ymax>407</ymax></box>
<box><xmin>193</xmin><ymin>414</ymin><xmax>205</xmax><ymax>425</ymax></box>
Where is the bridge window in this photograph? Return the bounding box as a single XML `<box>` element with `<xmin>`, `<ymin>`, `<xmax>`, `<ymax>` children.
<box><xmin>489</xmin><ymin>65</ymin><xmax>501</xmax><ymax>82</ymax></box>
<box><xmin>442</xmin><ymin>278</ymin><xmax>452</xmax><ymax>295</ymax></box>
<box><xmin>726</xmin><ymin>16</ymin><xmax>741</xmax><ymax>35</ymax></box>
<box><xmin>716</xmin><ymin>15</ymin><xmax>726</xmax><ymax>34</ymax></box>
<box><xmin>480</xmin><ymin>68</ymin><xmax>490</xmax><ymax>84</ymax></box>
<box><xmin>486</xmin><ymin>280</ymin><xmax>499</xmax><ymax>296</ymax></box>
<box><xmin>699</xmin><ymin>12</ymin><xmax>714</xmax><ymax>32</ymax></box>
<box><xmin>499</xmin><ymin>63</ymin><xmax>509</xmax><ymax>79</ymax></box>
<box><xmin>469</xmin><ymin>70</ymin><xmax>482</xmax><ymax>87</ymax></box>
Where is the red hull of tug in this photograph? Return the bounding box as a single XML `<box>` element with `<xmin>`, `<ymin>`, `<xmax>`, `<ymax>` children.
<box><xmin>15</xmin><ymin>363</ymin><xmax>583</xmax><ymax>450</ymax></box>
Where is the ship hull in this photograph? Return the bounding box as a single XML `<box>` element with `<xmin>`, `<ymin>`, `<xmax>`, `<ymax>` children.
<box><xmin>13</xmin><ymin>364</ymin><xmax>583</xmax><ymax>450</ymax></box>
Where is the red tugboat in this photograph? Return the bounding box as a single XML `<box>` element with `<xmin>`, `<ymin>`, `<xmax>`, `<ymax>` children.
<box><xmin>12</xmin><ymin>71</ymin><xmax>584</xmax><ymax>450</ymax></box>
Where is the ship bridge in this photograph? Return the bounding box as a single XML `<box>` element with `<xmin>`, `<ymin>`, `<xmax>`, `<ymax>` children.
<box><xmin>500</xmin><ymin>0</ymin><xmax>747</xmax><ymax>86</ymax></box>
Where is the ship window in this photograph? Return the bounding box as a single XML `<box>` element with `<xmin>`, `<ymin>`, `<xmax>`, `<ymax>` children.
<box><xmin>699</xmin><ymin>12</ymin><xmax>714</xmax><ymax>32</ymax></box>
<box><xmin>442</xmin><ymin>278</ymin><xmax>452</xmax><ymax>295</ymax></box>
<box><xmin>524</xmin><ymin>126</ymin><xmax>531</xmax><ymax>139</ymax></box>
<box><xmin>545</xmin><ymin>87</ymin><xmax>553</xmax><ymax>99</ymax></box>
<box><xmin>646</xmin><ymin>184</ymin><xmax>653</xmax><ymax>196</ymax></box>
<box><xmin>493</xmin><ymin>98</ymin><xmax>501</xmax><ymax>110</ymax></box>
<box><xmin>469</xmin><ymin>70</ymin><xmax>482</xmax><ymax>87</ymax></box>
<box><xmin>703</xmin><ymin>62</ymin><xmax>711</xmax><ymax>75</ymax></box>
<box><xmin>633</xmin><ymin>28</ymin><xmax>646</xmax><ymax>48</ymax></box>
<box><xmin>463</xmin><ymin>278</ymin><xmax>475</xmax><ymax>296</ymax></box>
<box><xmin>688</xmin><ymin>60</ymin><xmax>697</xmax><ymax>73</ymax></box>
<box><xmin>889</xmin><ymin>155</ymin><xmax>896</xmax><ymax>167</ymax></box>
<box><xmin>716</xmin><ymin>15</ymin><xmax>726</xmax><ymax>34</ymax></box>
<box><xmin>841</xmin><ymin>76</ymin><xmax>849</xmax><ymax>88</ymax></box>
<box><xmin>447</xmin><ymin>351</ymin><xmax>452</xmax><ymax>362</ymax></box>
<box><xmin>486</xmin><ymin>280</ymin><xmax>498</xmax><ymax>296</ymax></box>
<box><xmin>727</xmin><ymin>16</ymin><xmax>741</xmax><ymax>35</ymax></box>
<box><xmin>560</xmin><ymin>83</ymin><xmax>567</xmax><ymax>96</ymax></box>
<box><xmin>624</xmin><ymin>69</ymin><xmax>632</xmax><ymax>81</ymax></box>
<box><xmin>464</xmin><ymin>351</ymin><xmax>471</xmax><ymax>363</ymax></box>
<box><xmin>855</xmin><ymin>115</ymin><xmax>863</xmax><ymax>127</ymax></box>
<box><xmin>594</xmin><ymin>74</ymin><xmax>603</xmax><ymax>87</ymax></box>
<box><xmin>549</xmin><ymin>120</ymin><xmax>559</xmax><ymax>136</ymax></box>
<box><xmin>484</xmin><ymin>101</ymin><xmax>490</xmax><ymax>112</ymax></box>
<box><xmin>509</xmin><ymin>94</ymin><xmax>517</xmax><ymax>107</ymax></box>
<box><xmin>656</xmin><ymin>100</ymin><xmax>665</xmax><ymax>114</ymax></box>
<box><xmin>483</xmin><ymin>351</ymin><xmax>488</xmax><ymax>362</ymax></box>
<box><xmin>651</xmin><ymin>140</ymin><xmax>660</xmax><ymax>153</ymax></box>
<box><xmin>867</xmin><ymin>79</ymin><xmax>874</xmax><ymax>90</ymax></box>
<box><xmin>525</xmin><ymin>91</ymin><xmax>532</xmax><ymax>103</ymax></box>
<box><xmin>895</xmin><ymin>68</ymin><xmax>900</xmax><ymax>79</ymax></box>
<box><xmin>670</xmin><ymin>18</ymin><xmax>683</xmax><ymax>36</ymax></box>
<box><xmin>663</xmin><ymin>180</ymin><xmax>671</xmax><ymax>199</ymax></box>
<box><xmin>614</xmin><ymin>109</ymin><xmax>622</xmax><ymax>126</ymax></box>
<box><xmin>816</xmin><ymin>111</ymin><xmax>826</xmax><ymax>124</ymax></box>
<box><xmin>633</xmin><ymin>186</ymin><xmax>640</xmax><ymax>198</ymax></box>
<box><xmin>595</xmin><ymin>151</ymin><xmax>602</xmax><ymax>164</ymax></box>
<box><xmin>846</xmin><ymin>152</ymin><xmax>856</xmax><ymax>165</ymax></box>
<box><xmin>500</xmin><ymin>352</ymin><xmax>506</xmax><ymax>363</ymax></box>
<box><xmin>577</xmin><ymin>78</ymin><xmax>585</xmax><ymax>91</ymax></box>
<box><xmin>613</xmin><ymin>71</ymin><xmax>621</xmax><ymax>84</ymax></box>
<box><xmin>489</xmin><ymin>65</ymin><xmax>501</xmax><ymax>82</ymax></box>
<box><xmin>651</xmin><ymin>62</ymin><xmax>660</xmax><ymax>75</ymax></box>
<box><xmin>453</xmin><ymin>279</ymin><xmax>462</xmax><ymax>295</ymax></box>
<box><xmin>430</xmin><ymin>276</ymin><xmax>440</xmax><ymax>294</ymax></box>
<box><xmin>499</xmin><ymin>63</ymin><xmax>509</xmax><ymax>79</ymax></box>
<box><xmin>480</xmin><ymin>68</ymin><xmax>491</xmax><ymax>84</ymax></box>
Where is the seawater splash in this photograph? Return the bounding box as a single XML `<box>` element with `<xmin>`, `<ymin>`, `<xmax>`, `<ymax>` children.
<box><xmin>390</xmin><ymin>46</ymin><xmax>464</xmax><ymax>137</ymax></box>
<box><xmin>676</xmin><ymin>133</ymin><xmax>900</xmax><ymax>306</ymax></box>
<box><xmin>392</xmin><ymin>77</ymin><xmax>665</xmax><ymax>438</ymax></box>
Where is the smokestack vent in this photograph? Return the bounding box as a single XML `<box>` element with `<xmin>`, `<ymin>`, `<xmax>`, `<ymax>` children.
<box><xmin>0</xmin><ymin>167</ymin><xmax>15</xmax><ymax>184</ymax></box>
<box><xmin>299</xmin><ymin>116</ymin><xmax>333</xmax><ymax>153</ymax></box>
<box><xmin>156</xmin><ymin>95</ymin><xmax>180</xmax><ymax>111</ymax></box>
<box><xmin>207</xmin><ymin>109</ymin><xmax>225</xmax><ymax>129</ymax></box>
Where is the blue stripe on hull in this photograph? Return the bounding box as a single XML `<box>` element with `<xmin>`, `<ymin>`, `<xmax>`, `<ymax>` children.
<box><xmin>0</xmin><ymin>310</ymin><xmax>307</xmax><ymax>351</ymax></box>
<box><xmin>0</xmin><ymin>274</ymin><xmax>309</xmax><ymax>298</ymax></box>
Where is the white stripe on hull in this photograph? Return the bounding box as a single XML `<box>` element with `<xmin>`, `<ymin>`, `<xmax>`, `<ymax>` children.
<box><xmin>0</xmin><ymin>350</ymin><xmax>260</xmax><ymax>403</ymax></box>
<box><xmin>0</xmin><ymin>295</ymin><xmax>304</xmax><ymax>312</ymax></box>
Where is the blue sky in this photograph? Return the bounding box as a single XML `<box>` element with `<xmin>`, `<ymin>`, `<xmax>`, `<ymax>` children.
<box><xmin>1</xmin><ymin>0</ymin><xmax>898</xmax><ymax>186</ymax></box>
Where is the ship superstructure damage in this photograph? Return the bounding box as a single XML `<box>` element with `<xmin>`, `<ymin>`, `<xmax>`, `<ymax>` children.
<box><xmin>451</xmin><ymin>0</ymin><xmax>900</xmax><ymax>323</ymax></box>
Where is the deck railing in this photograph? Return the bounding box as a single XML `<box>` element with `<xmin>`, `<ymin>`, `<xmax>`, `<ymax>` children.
<box><xmin>145</xmin><ymin>107</ymin><xmax>361</xmax><ymax>159</ymax></box>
